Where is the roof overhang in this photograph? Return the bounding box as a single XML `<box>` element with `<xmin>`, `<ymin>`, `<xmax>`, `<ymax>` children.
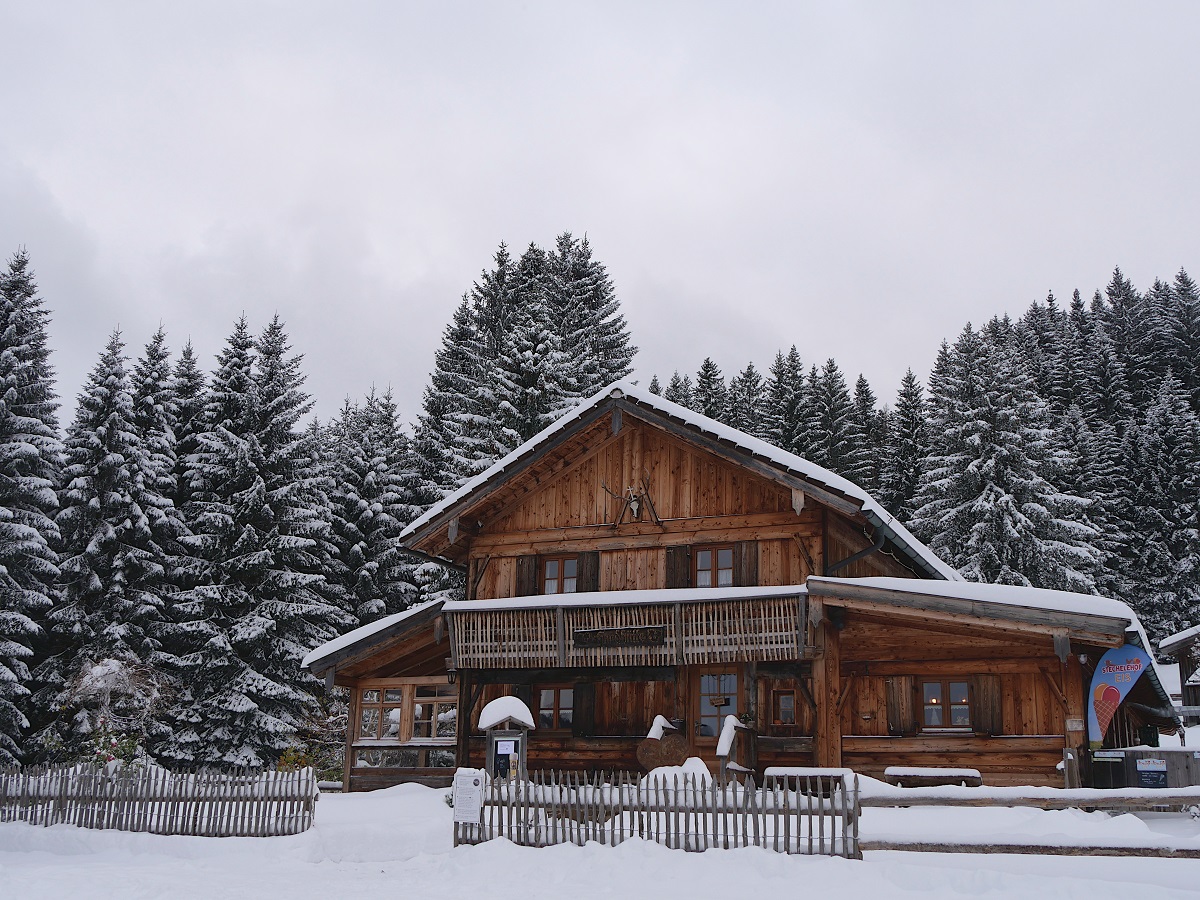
<box><xmin>398</xmin><ymin>383</ymin><xmax>957</xmax><ymax>581</ymax></box>
<box><xmin>304</xmin><ymin>600</ymin><xmax>445</xmax><ymax>681</ymax></box>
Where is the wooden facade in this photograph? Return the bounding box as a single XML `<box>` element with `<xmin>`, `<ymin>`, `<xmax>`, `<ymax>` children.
<box><xmin>306</xmin><ymin>384</ymin><xmax>1178</xmax><ymax>790</ymax></box>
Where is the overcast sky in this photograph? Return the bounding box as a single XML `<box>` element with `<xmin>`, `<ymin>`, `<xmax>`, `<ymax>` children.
<box><xmin>1</xmin><ymin>2</ymin><xmax>1197</xmax><ymax>423</ymax></box>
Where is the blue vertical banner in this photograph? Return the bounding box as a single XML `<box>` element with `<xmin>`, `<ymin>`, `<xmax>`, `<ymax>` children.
<box><xmin>1087</xmin><ymin>644</ymin><xmax>1152</xmax><ymax>748</ymax></box>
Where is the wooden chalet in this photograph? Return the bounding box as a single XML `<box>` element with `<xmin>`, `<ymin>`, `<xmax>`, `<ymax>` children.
<box><xmin>304</xmin><ymin>382</ymin><xmax>1180</xmax><ymax>791</ymax></box>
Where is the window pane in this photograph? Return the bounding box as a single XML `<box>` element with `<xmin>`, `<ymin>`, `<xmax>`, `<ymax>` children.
<box><xmin>428</xmin><ymin>749</ymin><xmax>456</xmax><ymax>768</ymax></box>
<box><xmin>559</xmin><ymin>709</ymin><xmax>573</xmax><ymax>728</ymax></box>
<box><xmin>382</xmin><ymin>707</ymin><xmax>403</xmax><ymax>738</ymax></box>
<box><xmin>951</xmin><ymin>705</ymin><xmax>971</xmax><ymax>727</ymax></box>
<box><xmin>696</xmin><ymin>550</ymin><xmax>711</xmax><ymax>570</ymax></box>
<box><xmin>924</xmin><ymin>705</ymin><xmax>943</xmax><ymax>727</ymax></box>
<box><xmin>413</xmin><ymin>701</ymin><xmax>432</xmax><ymax>738</ymax></box>
<box><xmin>362</xmin><ymin>689</ymin><xmax>380</xmax><ymax>704</ymax></box>
<box><xmin>539</xmin><ymin>710</ymin><xmax>555</xmax><ymax>729</ymax></box>
<box><xmin>923</xmin><ymin>683</ymin><xmax>941</xmax><ymax>705</ymax></box>
<box><xmin>540</xmin><ymin>689</ymin><xmax>555</xmax><ymax>711</ymax></box>
<box><xmin>360</xmin><ymin>708</ymin><xmax>381</xmax><ymax>738</ymax></box>
<box><xmin>563</xmin><ymin>575</ymin><xmax>577</xmax><ymax>593</ymax></box>
<box><xmin>563</xmin><ymin>559</ymin><xmax>577</xmax><ymax>578</ymax></box>
<box><xmin>950</xmin><ymin>683</ymin><xmax>969</xmax><ymax>705</ymax></box>
<box><xmin>546</xmin><ymin>559</ymin><xmax>559</xmax><ymax>578</ymax></box>
<box><xmin>436</xmin><ymin>702</ymin><xmax>457</xmax><ymax>737</ymax></box>
<box><xmin>717</xmin><ymin>548</ymin><xmax>733</xmax><ymax>569</ymax></box>
<box><xmin>696</xmin><ymin>569</ymin><xmax>712</xmax><ymax>587</ymax></box>
<box><xmin>717</xmin><ymin>568</ymin><xmax>733</xmax><ymax>587</ymax></box>
<box><xmin>383</xmin><ymin>689</ymin><xmax>403</xmax><ymax>703</ymax></box>
<box><xmin>545</xmin><ymin>577</ymin><xmax>559</xmax><ymax>594</ymax></box>
<box><xmin>776</xmin><ymin>694</ymin><xmax>795</xmax><ymax>725</ymax></box>
<box><xmin>559</xmin><ymin>689</ymin><xmax>574</xmax><ymax>711</ymax></box>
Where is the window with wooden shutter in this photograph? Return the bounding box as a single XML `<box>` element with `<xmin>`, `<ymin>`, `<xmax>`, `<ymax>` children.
<box><xmin>576</xmin><ymin>551</ymin><xmax>600</xmax><ymax>593</ymax></box>
<box><xmin>665</xmin><ymin>546</ymin><xmax>691</xmax><ymax>588</ymax></box>
<box><xmin>733</xmin><ymin>541</ymin><xmax>759</xmax><ymax>587</ymax></box>
<box><xmin>974</xmin><ymin>675</ymin><xmax>1003</xmax><ymax>735</ymax></box>
<box><xmin>515</xmin><ymin>556</ymin><xmax>539</xmax><ymax>597</ymax></box>
<box><xmin>885</xmin><ymin>676</ymin><xmax>916</xmax><ymax>736</ymax></box>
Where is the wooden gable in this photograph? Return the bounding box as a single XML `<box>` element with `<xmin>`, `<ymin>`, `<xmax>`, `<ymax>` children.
<box><xmin>486</xmin><ymin>420</ymin><xmax>796</xmax><ymax>533</ymax></box>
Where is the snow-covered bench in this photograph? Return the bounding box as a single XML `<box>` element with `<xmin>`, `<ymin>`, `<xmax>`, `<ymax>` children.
<box><xmin>883</xmin><ymin>766</ymin><xmax>983</xmax><ymax>788</ymax></box>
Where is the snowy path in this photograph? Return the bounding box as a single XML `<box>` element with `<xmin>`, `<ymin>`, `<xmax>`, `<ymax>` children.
<box><xmin>2</xmin><ymin>784</ymin><xmax>1199</xmax><ymax>900</ymax></box>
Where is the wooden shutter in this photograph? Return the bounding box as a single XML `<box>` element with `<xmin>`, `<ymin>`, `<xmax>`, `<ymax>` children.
<box><xmin>515</xmin><ymin>556</ymin><xmax>539</xmax><ymax>597</ymax></box>
<box><xmin>513</xmin><ymin>684</ymin><xmax>534</xmax><ymax>709</ymax></box>
<box><xmin>733</xmin><ymin>541</ymin><xmax>759</xmax><ymax>587</ymax></box>
<box><xmin>975</xmin><ymin>675</ymin><xmax>1003</xmax><ymax>736</ymax></box>
<box><xmin>665</xmin><ymin>546</ymin><xmax>691</xmax><ymax>588</ymax></box>
<box><xmin>885</xmin><ymin>676</ymin><xmax>916</xmax><ymax>736</ymax></box>
<box><xmin>572</xmin><ymin>682</ymin><xmax>595</xmax><ymax>737</ymax></box>
<box><xmin>576</xmin><ymin>551</ymin><xmax>600</xmax><ymax>593</ymax></box>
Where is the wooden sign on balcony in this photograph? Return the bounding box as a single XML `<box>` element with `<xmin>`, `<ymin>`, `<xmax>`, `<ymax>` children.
<box><xmin>574</xmin><ymin>625</ymin><xmax>668</xmax><ymax>649</ymax></box>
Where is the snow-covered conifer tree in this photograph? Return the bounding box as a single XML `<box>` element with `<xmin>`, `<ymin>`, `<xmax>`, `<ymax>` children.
<box><xmin>36</xmin><ymin>331</ymin><xmax>181</xmax><ymax>754</ymax></box>
<box><xmin>693</xmin><ymin>358</ymin><xmax>728</xmax><ymax>422</ymax></box>
<box><xmin>0</xmin><ymin>251</ymin><xmax>62</xmax><ymax>765</ymax></box>
<box><xmin>727</xmin><ymin>362</ymin><xmax>768</xmax><ymax>439</ymax></box>
<box><xmin>877</xmin><ymin>369</ymin><xmax>927</xmax><ymax>520</ymax></box>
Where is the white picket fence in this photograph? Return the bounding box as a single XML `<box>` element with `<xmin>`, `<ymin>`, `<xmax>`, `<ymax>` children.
<box><xmin>453</xmin><ymin>770</ymin><xmax>861</xmax><ymax>858</ymax></box>
<box><xmin>0</xmin><ymin>765</ymin><xmax>318</xmax><ymax>837</ymax></box>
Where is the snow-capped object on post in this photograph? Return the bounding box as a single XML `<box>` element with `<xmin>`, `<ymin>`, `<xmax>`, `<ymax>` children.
<box><xmin>478</xmin><ymin>697</ymin><xmax>536</xmax><ymax>732</ymax></box>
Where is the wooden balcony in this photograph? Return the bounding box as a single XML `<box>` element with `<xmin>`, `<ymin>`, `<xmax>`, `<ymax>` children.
<box><xmin>445</xmin><ymin>586</ymin><xmax>811</xmax><ymax>669</ymax></box>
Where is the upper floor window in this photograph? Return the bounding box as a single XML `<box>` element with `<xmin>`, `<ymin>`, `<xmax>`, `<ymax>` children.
<box><xmin>694</xmin><ymin>546</ymin><xmax>734</xmax><ymax>587</ymax></box>
<box><xmin>921</xmin><ymin>680</ymin><xmax>971</xmax><ymax>731</ymax></box>
<box><xmin>542</xmin><ymin>556</ymin><xmax>578</xmax><ymax>594</ymax></box>
<box><xmin>772</xmin><ymin>690</ymin><xmax>796</xmax><ymax>726</ymax></box>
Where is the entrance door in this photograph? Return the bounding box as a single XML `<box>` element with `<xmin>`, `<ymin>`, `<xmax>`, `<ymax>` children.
<box><xmin>691</xmin><ymin>667</ymin><xmax>740</xmax><ymax>759</ymax></box>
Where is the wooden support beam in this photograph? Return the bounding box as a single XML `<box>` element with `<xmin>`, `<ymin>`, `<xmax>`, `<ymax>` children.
<box><xmin>1040</xmin><ymin>667</ymin><xmax>1070</xmax><ymax>714</ymax></box>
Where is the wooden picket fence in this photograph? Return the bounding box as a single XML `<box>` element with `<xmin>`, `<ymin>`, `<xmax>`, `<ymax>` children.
<box><xmin>453</xmin><ymin>770</ymin><xmax>860</xmax><ymax>858</ymax></box>
<box><xmin>0</xmin><ymin>765</ymin><xmax>318</xmax><ymax>837</ymax></box>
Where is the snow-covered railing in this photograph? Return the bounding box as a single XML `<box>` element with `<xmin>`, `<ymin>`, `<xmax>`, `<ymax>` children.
<box><xmin>452</xmin><ymin>767</ymin><xmax>860</xmax><ymax>858</ymax></box>
<box><xmin>0</xmin><ymin>764</ymin><xmax>318</xmax><ymax>837</ymax></box>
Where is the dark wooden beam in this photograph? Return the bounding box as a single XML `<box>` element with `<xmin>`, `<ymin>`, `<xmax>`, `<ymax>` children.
<box><xmin>465</xmin><ymin>666</ymin><xmax>677</xmax><ymax>685</ymax></box>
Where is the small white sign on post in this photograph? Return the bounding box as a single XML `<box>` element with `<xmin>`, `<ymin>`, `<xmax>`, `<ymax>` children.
<box><xmin>452</xmin><ymin>769</ymin><xmax>484</xmax><ymax>824</ymax></box>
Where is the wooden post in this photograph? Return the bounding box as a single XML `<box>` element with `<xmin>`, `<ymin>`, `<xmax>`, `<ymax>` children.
<box><xmin>811</xmin><ymin>599</ymin><xmax>843</xmax><ymax>767</ymax></box>
<box><xmin>1064</xmin><ymin>654</ymin><xmax>1086</xmax><ymax>754</ymax></box>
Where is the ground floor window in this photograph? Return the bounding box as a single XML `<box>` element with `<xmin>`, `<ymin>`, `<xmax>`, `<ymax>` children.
<box><xmin>921</xmin><ymin>680</ymin><xmax>972</xmax><ymax>730</ymax></box>
<box><xmin>537</xmin><ymin>686</ymin><xmax>574</xmax><ymax>730</ymax></box>
<box><xmin>353</xmin><ymin>679</ymin><xmax>457</xmax><ymax>767</ymax></box>
<box><xmin>772</xmin><ymin>690</ymin><xmax>796</xmax><ymax>726</ymax></box>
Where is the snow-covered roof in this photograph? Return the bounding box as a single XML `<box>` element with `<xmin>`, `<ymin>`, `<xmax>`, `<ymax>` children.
<box><xmin>397</xmin><ymin>381</ymin><xmax>961</xmax><ymax>582</ymax></box>
<box><xmin>1157</xmin><ymin>662</ymin><xmax>1182</xmax><ymax>698</ymax></box>
<box><xmin>477</xmin><ymin>696</ymin><xmax>535</xmax><ymax>731</ymax></box>
<box><xmin>812</xmin><ymin>575</ymin><xmax>1181</xmax><ymax>729</ymax></box>
<box><xmin>810</xmin><ymin>576</ymin><xmax>1138</xmax><ymax>622</ymax></box>
<box><xmin>442</xmin><ymin>583</ymin><xmax>808</xmax><ymax>613</ymax></box>
<box><xmin>302</xmin><ymin>600</ymin><xmax>443</xmax><ymax>672</ymax></box>
<box><xmin>1160</xmin><ymin>623</ymin><xmax>1200</xmax><ymax>656</ymax></box>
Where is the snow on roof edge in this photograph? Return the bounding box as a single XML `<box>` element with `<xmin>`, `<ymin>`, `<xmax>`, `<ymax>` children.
<box><xmin>443</xmin><ymin>583</ymin><xmax>809</xmax><ymax>613</ymax></box>
<box><xmin>398</xmin><ymin>380</ymin><xmax>960</xmax><ymax>582</ymax></box>
<box><xmin>1160</xmin><ymin>622</ymin><xmax>1200</xmax><ymax>654</ymax></box>
<box><xmin>302</xmin><ymin>600</ymin><xmax>443</xmax><ymax>671</ymax></box>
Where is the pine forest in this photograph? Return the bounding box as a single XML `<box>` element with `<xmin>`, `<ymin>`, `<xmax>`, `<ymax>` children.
<box><xmin>0</xmin><ymin>237</ymin><xmax>1196</xmax><ymax>772</ymax></box>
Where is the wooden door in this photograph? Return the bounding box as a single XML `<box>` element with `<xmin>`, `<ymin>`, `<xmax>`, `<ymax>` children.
<box><xmin>691</xmin><ymin>666</ymin><xmax>740</xmax><ymax>759</ymax></box>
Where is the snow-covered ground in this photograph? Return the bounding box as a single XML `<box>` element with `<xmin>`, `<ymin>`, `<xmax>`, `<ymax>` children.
<box><xmin>2</xmin><ymin>784</ymin><xmax>1200</xmax><ymax>900</ymax></box>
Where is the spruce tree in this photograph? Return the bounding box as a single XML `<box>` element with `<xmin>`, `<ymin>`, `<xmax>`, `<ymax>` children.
<box><xmin>763</xmin><ymin>347</ymin><xmax>804</xmax><ymax>454</ymax></box>
<box><xmin>806</xmin><ymin>360</ymin><xmax>857</xmax><ymax>477</ymax></box>
<box><xmin>693</xmin><ymin>358</ymin><xmax>728</xmax><ymax>422</ymax></box>
<box><xmin>648</xmin><ymin>375</ymin><xmax>662</xmax><ymax>395</ymax></box>
<box><xmin>328</xmin><ymin>390</ymin><xmax>423</xmax><ymax>624</ymax></box>
<box><xmin>727</xmin><ymin>362</ymin><xmax>768</xmax><ymax>439</ymax></box>
<box><xmin>846</xmin><ymin>375</ymin><xmax>883</xmax><ymax>490</ymax></box>
<box><xmin>0</xmin><ymin>251</ymin><xmax>63</xmax><ymax>765</ymax></box>
<box><xmin>169</xmin><ymin>341</ymin><xmax>206</xmax><ymax>511</ymax></box>
<box><xmin>877</xmin><ymin>369</ymin><xmax>927</xmax><ymax>521</ymax></box>
<box><xmin>36</xmin><ymin>331</ymin><xmax>180</xmax><ymax>754</ymax></box>
<box><xmin>1120</xmin><ymin>375</ymin><xmax>1200</xmax><ymax>639</ymax></box>
<box><xmin>161</xmin><ymin>317</ymin><xmax>349</xmax><ymax>768</ymax></box>
<box><xmin>909</xmin><ymin>326</ymin><xmax>1099</xmax><ymax>591</ymax></box>
<box><xmin>664</xmin><ymin>372</ymin><xmax>695</xmax><ymax>409</ymax></box>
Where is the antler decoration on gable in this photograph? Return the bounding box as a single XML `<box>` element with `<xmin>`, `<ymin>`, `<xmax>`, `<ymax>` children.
<box><xmin>600</xmin><ymin>476</ymin><xmax>663</xmax><ymax>529</ymax></box>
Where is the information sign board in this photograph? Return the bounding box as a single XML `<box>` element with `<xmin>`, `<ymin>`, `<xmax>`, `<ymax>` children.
<box><xmin>452</xmin><ymin>770</ymin><xmax>484</xmax><ymax>823</ymax></box>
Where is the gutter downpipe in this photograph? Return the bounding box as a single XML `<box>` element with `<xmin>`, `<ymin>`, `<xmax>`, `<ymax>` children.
<box><xmin>824</xmin><ymin>527</ymin><xmax>886</xmax><ymax>576</ymax></box>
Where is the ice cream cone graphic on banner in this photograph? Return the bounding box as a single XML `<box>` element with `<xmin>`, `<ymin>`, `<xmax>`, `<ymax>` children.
<box><xmin>1086</xmin><ymin>644</ymin><xmax>1151</xmax><ymax>748</ymax></box>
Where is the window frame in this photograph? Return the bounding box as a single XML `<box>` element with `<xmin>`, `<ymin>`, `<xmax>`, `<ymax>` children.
<box><xmin>771</xmin><ymin>689</ymin><xmax>798</xmax><ymax>728</ymax></box>
<box><xmin>536</xmin><ymin>684</ymin><xmax>575</xmax><ymax>732</ymax></box>
<box><xmin>918</xmin><ymin>679</ymin><xmax>973</xmax><ymax>733</ymax></box>
<box><xmin>693</xmin><ymin>544</ymin><xmax>735</xmax><ymax>589</ymax></box>
<box><xmin>541</xmin><ymin>555</ymin><xmax>579</xmax><ymax>595</ymax></box>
